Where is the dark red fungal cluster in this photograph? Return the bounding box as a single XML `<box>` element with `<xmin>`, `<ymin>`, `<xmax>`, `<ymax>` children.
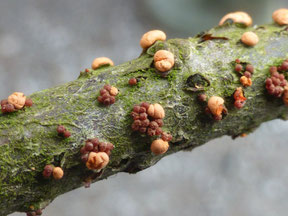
<box><xmin>1</xmin><ymin>98</ymin><xmax>33</xmax><ymax>114</ymax></box>
<box><xmin>234</xmin><ymin>59</ymin><xmax>254</xmax><ymax>87</ymax></box>
<box><xmin>233</xmin><ymin>87</ymin><xmax>247</xmax><ymax>109</ymax></box>
<box><xmin>131</xmin><ymin>102</ymin><xmax>172</xmax><ymax>141</ymax></box>
<box><xmin>265</xmin><ymin>65</ymin><xmax>288</xmax><ymax>97</ymax></box>
<box><xmin>80</xmin><ymin>138</ymin><xmax>114</xmax><ymax>163</ymax></box>
<box><xmin>57</xmin><ymin>125</ymin><xmax>71</xmax><ymax>138</ymax></box>
<box><xmin>97</xmin><ymin>84</ymin><xmax>116</xmax><ymax>105</ymax></box>
<box><xmin>129</xmin><ymin>78</ymin><xmax>138</xmax><ymax>86</ymax></box>
<box><xmin>42</xmin><ymin>164</ymin><xmax>54</xmax><ymax>178</ymax></box>
<box><xmin>277</xmin><ymin>59</ymin><xmax>288</xmax><ymax>72</ymax></box>
<box><xmin>26</xmin><ymin>209</ymin><xmax>43</xmax><ymax>216</ymax></box>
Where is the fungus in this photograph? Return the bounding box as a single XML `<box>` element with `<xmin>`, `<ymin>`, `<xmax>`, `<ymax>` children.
<box><xmin>97</xmin><ymin>84</ymin><xmax>117</xmax><ymax>105</ymax></box>
<box><xmin>56</xmin><ymin>125</ymin><xmax>71</xmax><ymax>138</ymax></box>
<box><xmin>7</xmin><ymin>92</ymin><xmax>26</xmax><ymax>109</ymax></box>
<box><xmin>25</xmin><ymin>98</ymin><xmax>33</xmax><ymax>107</ymax></box>
<box><xmin>207</xmin><ymin>96</ymin><xmax>227</xmax><ymax>120</ymax></box>
<box><xmin>80</xmin><ymin>139</ymin><xmax>114</xmax><ymax>163</ymax></box>
<box><xmin>91</xmin><ymin>57</ymin><xmax>114</xmax><ymax>70</ymax></box>
<box><xmin>153</xmin><ymin>50</ymin><xmax>174</xmax><ymax>72</ymax></box>
<box><xmin>241</xmin><ymin>32</ymin><xmax>259</xmax><ymax>46</ymax></box>
<box><xmin>161</xmin><ymin>132</ymin><xmax>173</xmax><ymax>142</ymax></box>
<box><xmin>235</xmin><ymin>64</ymin><xmax>243</xmax><ymax>72</ymax></box>
<box><xmin>240</xmin><ymin>76</ymin><xmax>252</xmax><ymax>87</ymax></box>
<box><xmin>233</xmin><ymin>87</ymin><xmax>247</xmax><ymax>109</ymax></box>
<box><xmin>245</xmin><ymin>64</ymin><xmax>254</xmax><ymax>73</ymax></box>
<box><xmin>42</xmin><ymin>165</ymin><xmax>54</xmax><ymax>178</ymax></box>
<box><xmin>147</xmin><ymin>103</ymin><xmax>165</xmax><ymax>119</ymax></box>
<box><xmin>243</xmin><ymin>71</ymin><xmax>252</xmax><ymax>78</ymax></box>
<box><xmin>131</xmin><ymin>102</ymin><xmax>169</xmax><ymax>138</ymax></box>
<box><xmin>140</xmin><ymin>30</ymin><xmax>166</xmax><ymax>49</ymax></box>
<box><xmin>240</xmin><ymin>133</ymin><xmax>247</xmax><ymax>137</ymax></box>
<box><xmin>150</xmin><ymin>139</ymin><xmax>169</xmax><ymax>155</ymax></box>
<box><xmin>63</xmin><ymin>130</ymin><xmax>71</xmax><ymax>138</ymax></box>
<box><xmin>86</xmin><ymin>152</ymin><xmax>109</xmax><ymax>170</ymax></box>
<box><xmin>219</xmin><ymin>11</ymin><xmax>252</xmax><ymax>26</ymax></box>
<box><xmin>109</xmin><ymin>86</ymin><xmax>118</xmax><ymax>96</ymax></box>
<box><xmin>272</xmin><ymin>8</ymin><xmax>288</xmax><ymax>25</ymax></box>
<box><xmin>129</xmin><ymin>78</ymin><xmax>137</xmax><ymax>86</ymax></box>
<box><xmin>266</xmin><ymin>65</ymin><xmax>288</xmax><ymax>98</ymax></box>
<box><xmin>52</xmin><ymin>167</ymin><xmax>64</xmax><ymax>180</ymax></box>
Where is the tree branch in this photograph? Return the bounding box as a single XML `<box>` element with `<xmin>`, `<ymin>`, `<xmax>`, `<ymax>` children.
<box><xmin>0</xmin><ymin>23</ymin><xmax>288</xmax><ymax>215</ymax></box>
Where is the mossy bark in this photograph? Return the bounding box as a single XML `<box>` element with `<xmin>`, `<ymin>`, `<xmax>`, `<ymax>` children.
<box><xmin>0</xmin><ymin>23</ymin><xmax>288</xmax><ymax>215</ymax></box>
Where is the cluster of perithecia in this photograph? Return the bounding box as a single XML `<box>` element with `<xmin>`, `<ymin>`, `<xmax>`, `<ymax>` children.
<box><xmin>1</xmin><ymin>7</ymin><xmax>287</xmax><ymax>215</ymax></box>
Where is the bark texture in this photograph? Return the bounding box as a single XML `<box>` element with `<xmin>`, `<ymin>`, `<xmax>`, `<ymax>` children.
<box><xmin>0</xmin><ymin>23</ymin><xmax>288</xmax><ymax>215</ymax></box>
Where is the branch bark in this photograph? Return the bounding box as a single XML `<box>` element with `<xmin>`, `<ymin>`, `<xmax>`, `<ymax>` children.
<box><xmin>0</xmin><ymin>23</ymin><xmax>288</xmax><ymax>215</ymax></box>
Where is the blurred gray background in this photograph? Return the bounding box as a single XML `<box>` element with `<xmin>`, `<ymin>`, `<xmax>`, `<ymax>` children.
<box><xmin>4</xmin><ymin>0</ymin><xmax>287</xmax><ymax>215</ymax></box>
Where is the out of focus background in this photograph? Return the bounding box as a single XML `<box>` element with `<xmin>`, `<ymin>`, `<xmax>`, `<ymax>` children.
<box><xmin>4</xmin><ymin>0</ymin><xmax>288</xmax><ymax>215</ymax></box>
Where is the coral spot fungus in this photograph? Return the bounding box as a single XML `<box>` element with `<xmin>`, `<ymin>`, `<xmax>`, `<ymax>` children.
<box><xmin>140</xmin><ymin>30</ymin><xmax>166</xmax><ymax>49</ymax></box>
<box><xmin>265</xmin><ymin>63</ymin><xmax>288</xmax><ymax>98</ymax></box>
<box><xmin>151</xmin><ymin>139</ymin><xmax>169</xmax><ymax>155</ymax></box>
<box><xmin>91</xmin><ymin>57</ymin><xmax>114</xmax><ymax>70</ymax></box>
<box><xmin>56</xmin><ymin>125</ymin><xmax>71</xmax><ymax>138</ymax></box>
<box><xmin>233</xmin><ymin>87</ymin><xmax>247</xmax><ymax>109</ymax></box>
<box><xmin>1</xmin><ymin>92</ymin><xmax>33</xmax><ymax>114</ymax></box>
<box><xmin>206</xmin><ymin>96</ymin><xmax>227</xmax><ymax>120</ymax></box>
<box><xmin>219</xmin><ymin>11</ymin><xmax>252</xmax><ymax>26</ymax></box>
<box><xmin>97</xmin><ymin>84</ymin><xmax>118</xmax><ymax>105</ymax></box>
<box><xmin>153</xmin><ymin>50</ymin><xmax>175</xmax><ymax>72</ymax></box>
<box><xmin>80</xmin><ymin>138</ymin><xmax>114</xmax><ymax>164</ymax></box>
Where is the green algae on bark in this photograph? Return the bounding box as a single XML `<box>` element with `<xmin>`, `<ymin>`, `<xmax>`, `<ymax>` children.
<box><xmin>0</xmin><ymin>23</ymin><xmax>288</xmax><ymax>215</ymax></box>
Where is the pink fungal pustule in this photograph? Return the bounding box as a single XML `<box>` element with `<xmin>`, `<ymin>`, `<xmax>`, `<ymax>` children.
<box><xmin>1</xmin><ymin>94</ymin><xmax>33</xmax><ymax>114</ymax></box>
<box><xmin>234</xmin><ymin>60</ymin><xmax>254</xmax><ymax>87</ymax></box>
<box><xmin>97</xmin><ymin>84</ymin><xmax>118</xmax><ymax>105</ymax></box>
<box><xmin>233</xmin><ymin>87</ymin><xmax>247</xmax><ymax>109</ymax></box>
<box><xmin>56</xmin><ymin>125</ymin><xmax>71</xmax><ymax>138</ymax></box>
<box><xmin>131</xmin><ymin>102</ymin><xmax>173</xmax><ymax>143</ymax></box>
<box><xmin>265</xmin><ymin>65</ymin><xmax>288</xmax><ymax>98</ymax></box>
<box><xmin>80</xmin><ymin>138</ymin><xmax>114</xmax><ymax>163</ymax></box>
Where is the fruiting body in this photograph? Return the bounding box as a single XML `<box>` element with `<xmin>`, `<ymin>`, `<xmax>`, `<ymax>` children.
<box><xmin>207</xmin><ymin>96</ymin><xmax>227</xmax><ymax>120</ymax></box>
<box><xmin>266</xmin><ymin>65</ymin><xmax>288</xmax><ymax>98</ymax></box>
<box><xmin>53</xmin><ymin>167</ymin><xmax>64</xmax><ymax>180</ymax></box>
<box><xmin>91</xmin><ymin>57</ymin><xmax>114</xmax><ymax>70</ymax></box>
<box><xmin>109</xmin><ymin>86</ymin><xmax>118</xmax><ymax>96</ymax></box>
<box><xmin>147</xmin><ymin>103</ymin><xmax>165</xmax><ymax>119</ymax></box>
<box><xmin>219</xmin><ymin>11</ymin><xmax>252</xmax><ymax>26</ymax></box>
<box><xmin>86</xmin><ymin>152</ymin><xmax>109</xmax><ymax>170</ymax></box>
<box><xmin>233</xmin><ymin>87</ymin><xmax>247</xmax><ymax>109</ymax></box>
<box><xmin>80</xmin><ymin>139</ymin><xmax>114</xmax><ymax>163</ymax></box>
<box><xmin>272</xmin><ymin>8</ymin><xmax>288</xmax><ymax>25</ymax></box>
<box><xmin>153</xmin><ymin>50</ymin><xmax>174</xmax><ymax>72</ymax></box>
<box><xmin>56</xmin><ymin>125</ymin><xmax>71</xmax><ymax>138</ymax></box>
<box><xmin>140</xmin><ymin>30</ymin><xmax>166</xmax><ymax>49</ymax></box>
<box><xmin>161</xmin><ymin>132</ymin><xmax>173</xmax><ymax>142</ymax></box>
<box><xmin>241</xmin><ymin>32</ymin><xmax>259</xmax><ymax>46</ymax></box>
<box><xmin>129</xmin><ymin>78</ymin><xmax>137</xmax><ymax>86</ymax></box>
<box><xmin>7</xmin><ymin>92</ymin><xmax>26</xmax><ymax>109</ymax></box>
<box><xmin>57</xmin><ymin>125</ymin><xmax>66</xmax><ymax>134</ymax></box>
<box><xmin>151</xmin><ymin>139</ymin><xmax>169</xmax><ymax>155</ymax></box>
<box><xmin>98</xmin><ymin>85</ymin><xmax>117</xmax><ymax>105</ymax></box>
<box><xmin>25</xmin><ymin>98</ymin><xmax>33</xmax><ymax>107</ymax></box>
<box><xmin>240</xmin><ymin>76</ymin><xmax>252</xmax><ymax>87</ymax></box>
<box><xmin>235</xmin><ymin>64</ymin><xmax>243</xmax><ymax>72</ymax></box>
<box><xmin>42</xmin><ymin>165</ymin><xmax>54</xmax><ymax>178</ymax></box>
